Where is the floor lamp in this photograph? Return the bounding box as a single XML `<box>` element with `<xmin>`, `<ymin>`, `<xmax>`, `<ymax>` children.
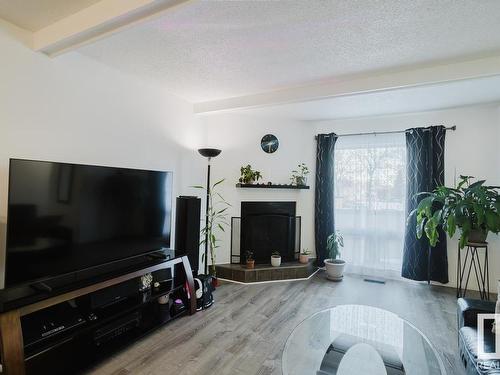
<box><xmin>198</xmin><ymin>148</ymin><xmax>222</xmax><ymax>275</ymax></box>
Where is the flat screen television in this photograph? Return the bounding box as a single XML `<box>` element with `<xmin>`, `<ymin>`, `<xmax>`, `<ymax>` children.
<box><xmin>4</xmin><ymin>159</ymin><xmax>173</xmax><ymax>289</ymax></box>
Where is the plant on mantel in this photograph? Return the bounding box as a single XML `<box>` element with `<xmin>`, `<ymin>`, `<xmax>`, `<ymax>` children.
<box><xmin>290</xmin><ymin>163</ymin><xmax>310</xmax><ymax>186</ymax></box>
<box><xmin>411</xmin><ymin>175</ymin><xmax>500</xmax><ymax>249</ymax></box>
<box><xmin>193</xmin><ymin>179</ymin><xmax>231</xmax><ymax>277</ymax></box>
<box><xmin>239</xmin><ymin>165</ymin><xmax>262</xmax><ymax>184</ymax></box>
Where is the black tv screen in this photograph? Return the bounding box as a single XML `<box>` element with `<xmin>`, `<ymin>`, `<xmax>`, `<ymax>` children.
<box><xmin>5</xmin><ymin>159</ymin><xmax>173</xmax><ymax>288</ymax></box>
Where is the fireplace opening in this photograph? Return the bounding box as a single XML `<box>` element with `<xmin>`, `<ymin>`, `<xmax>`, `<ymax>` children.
<box><xmin>240</xmin><ymin>201</ymin><xmax>297</xmax><ymax>264</ymax></box>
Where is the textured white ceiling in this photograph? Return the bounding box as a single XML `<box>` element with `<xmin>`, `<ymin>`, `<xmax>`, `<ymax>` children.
<box><xmin>239</xmin><ymin>75</ymin><xmax>500</xmax><ymax>121</ymax></box>
<box><xmin>0</xmin><ymin>0</ymin><xmax>101</xmax><ymax>31</ymax></box>
<box><xmin>76</xmin><ymin>0</ymin><xmax>500</xmax><ymax>102</ymax></box>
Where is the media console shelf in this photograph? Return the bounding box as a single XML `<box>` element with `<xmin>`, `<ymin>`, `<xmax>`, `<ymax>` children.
<box><xmin>0</xmin><ymin>256</ymin><xmax>196</xmax><ymax>375</ymax></box>
<box><xmin>235</xmin><ymin>183</ymin><xmax>310</xmax><ymax>189</ymax></box>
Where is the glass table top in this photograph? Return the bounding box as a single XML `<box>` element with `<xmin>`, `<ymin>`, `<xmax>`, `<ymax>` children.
<box><xmin>282</xmin><ymin>305</ymin><xmax>446</xmax><ymax>375</ymax></box>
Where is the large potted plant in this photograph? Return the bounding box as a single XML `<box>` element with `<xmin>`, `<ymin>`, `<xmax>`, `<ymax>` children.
<box><xmin>194</xmin><ymin>179</ymin><xmax>231</xmax><ymax>284</ymax></box>
<box><xmin>324</xmin><ymin>231</ymin><xmax>345</xmax><ymax>281</ymax></box>
<box><xmin>412</xmin><ymin>175</ymin><xmax>500</xmax><ymax>249</ymax></box>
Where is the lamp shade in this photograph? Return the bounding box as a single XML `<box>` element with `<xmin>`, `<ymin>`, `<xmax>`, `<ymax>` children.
<box><xmin>198</xmin><ymin>148</ymin><xmax>222</xmax><ymax>158</ymax></box>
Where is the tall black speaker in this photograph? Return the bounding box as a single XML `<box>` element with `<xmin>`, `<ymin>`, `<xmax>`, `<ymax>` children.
<box><xmin>175</xmin><ymin>196</ymin><xmax>201</xmax><ymax>276</ymax></box>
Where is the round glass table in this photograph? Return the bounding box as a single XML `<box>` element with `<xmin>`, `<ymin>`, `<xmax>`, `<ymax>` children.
<box><xmin>282</xmin><ymin>305</ymin><xmax>446</xmax><ymax>375</ymax></box>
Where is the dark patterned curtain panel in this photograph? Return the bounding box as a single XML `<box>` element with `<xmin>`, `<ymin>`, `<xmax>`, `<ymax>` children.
<box><xmin>402</xmin><ymin>126</ymin><xmax>448</xmax><ymax>283</ymax></box>
<box><xmin>315</xmin><ymin>133</ymin><xmax>338</xmax><ymax>267</ymax></box>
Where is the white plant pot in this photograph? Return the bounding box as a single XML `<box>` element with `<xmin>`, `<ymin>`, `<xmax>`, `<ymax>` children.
<box><xmin>325</xmin><ymin>259</ymin><xmax>346</xmax><ymax>281</ymax></box>
<box><xmin>271</xmin><ymin>256</ymin><xmax>281</xmax><ymax>267</ymax></box>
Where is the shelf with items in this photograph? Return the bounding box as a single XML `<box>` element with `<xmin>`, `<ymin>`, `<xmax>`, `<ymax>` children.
<box><xmin>235</xmin><ymin>183</ymin><xmax>309</xmax><ymax>189</ymax></box>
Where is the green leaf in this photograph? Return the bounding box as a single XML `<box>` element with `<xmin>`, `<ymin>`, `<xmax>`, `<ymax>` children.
<box><xmin>416</xmin><ymin>216</ymin><xmax>425</xmax><ymax>239</ymax></box>
<box><xmin>485</xmin><ymin>210</ymin><xmax>498</xmax><ymax>230</ymax></box>
<box><xmin>415</xmin><ymin>192</ymin><xmax>432</xmax><ymax>197</ymax></box>
<box><xmin>447</xmin><ymin>214</ymin><xmax>456</xmax><ymax>238</ymax></box>
<box><xmin>416</xmin><ymin>196</ymin><xmax>434</xmax><ymax>213</ymax></box>
<box><xmin>459</xmin><ymin>234</ymin><xmax>468</xmax><ymax>249</ymax></box>
<box><xmin>217</xmin><ymin>192</ymin><xmax>230</xmax><ymax>204</ymax></box>
<box><xmin>212</xmin><ymin>179</ymin><xmax>225</xmax><ymax>188</ymax></box>
<box><xmin>458</xmin><ymin>175</ymin><xmax>473</xmax><ymax>189</ymax></box>
<box><xmin>424</xmin><ymin>219</ymin><xmax>439</xmax><ymax>247</ymax></box>
<box><xmin>469</xmin><ymin>180</ymin><xmax>486</xmax><ymax>189</ymax></box>
<box><xmin>473</xmin><ymin>203</ymin><xmax>484</xmax><ymax>225</ymax></box>
<box><xmin>191</xmin><ymin>185</ymin><xmax>205</xmax><ymax>189</ymax></box>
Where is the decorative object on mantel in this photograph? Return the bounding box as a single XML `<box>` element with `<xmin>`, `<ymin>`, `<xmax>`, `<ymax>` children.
<box><xmin>271</xmin><ymin>251</ymin><xmax>281</xmax><ymax>267</ymax></box>
<box><xmin>411</xmin><ymin>175</ymin><xmax>500</xmax><ymax>249</ymax></box>
<box><xmin>290</xmin><ymin>163</ymin><xmax>309</xmax><ymax>186</ymax></box>
<box><xmin>299</xmin><ymin>249</ymin><xmax>310</xmax><ymax>264</ymax></box>
<box><xmin>245</xmin><ymin>251</ymin><xmax>255</xmax><ymax>269</ymax></box>
<box><xmin>324</xmin><ymin>231</ymin><xmax>345</xmax><ymax>281</ymax></box>
<box><xmin>239</xmin><ymin>164</ymin><xmax>262</xmax><ymax>184</ymax></box>
<box><xmin>261</xmin><ymin>134</ymin><xmax>279</xmax><ymax>153</ymax></box>
<box><xmin>236</xmin><ymin>183</ymin><xmax>309</xmax><ymax>189</ymax></box>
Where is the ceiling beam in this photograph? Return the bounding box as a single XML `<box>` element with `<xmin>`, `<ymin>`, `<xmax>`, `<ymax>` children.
<box><xmin>193</xmin><ymin>55</ymin><xmax>500</xmax><ymax>114</ymax></box>
<box><xmin>33</xmin><ymin>0</ymin><xmax>191</xmax><ymax>56</ymax></box>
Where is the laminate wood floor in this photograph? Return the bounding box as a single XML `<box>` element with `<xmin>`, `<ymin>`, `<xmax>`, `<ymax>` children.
<box><xmin>88</xmin><ymin>272</ymin><xmax>465</xmax><ymax>375</ymax></box>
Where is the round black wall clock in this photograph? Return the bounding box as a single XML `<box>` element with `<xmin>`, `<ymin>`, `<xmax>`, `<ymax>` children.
<box><xmin>261</xmin><ymin>134</ymin><xmax>279</xmax><ymax>153</ymax></box>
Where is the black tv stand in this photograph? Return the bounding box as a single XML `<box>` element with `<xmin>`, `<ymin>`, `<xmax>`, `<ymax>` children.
<box><xmin>147</xmin><ymin>251</ymin><xmax>168</xmax><ymax>261</ymax></box>
<box><xmin>29</xmin><ymin>282</ymin><xmax>53</xmax><ymax>293</ymax></box>
<box><xmin>0</xmin><ymin>256</ymin><xmax>195</xmax><ymax>375</ymax></box>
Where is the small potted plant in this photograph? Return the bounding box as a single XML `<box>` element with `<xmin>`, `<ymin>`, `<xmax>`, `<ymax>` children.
<box><xmin>324</xmin><ymin>231</ymin><xmax>345</xmax><ymax>281</ymax></box>
<box><xmin>290</xmin><ymin>163</ymin><xmax>309</xmax><ymax>186</ymax></box>
<box><xmin>245</xmin><ymin>251</ymin><xmax>255</xmax><ymax>269</ymax></box>
<box><xmin>239</xmin><ymin>165</ymin><xmax>262</xmax><ymax>184</ymax></box>
<box><xmin>271</xmin><ymin>251</ymin><xmax>281</xmax><ymax>267</ymax></box>
<box><xmin>299</xmin><ymin>249</ymin><xmax>310</xmax><ymax>264</ymax></box>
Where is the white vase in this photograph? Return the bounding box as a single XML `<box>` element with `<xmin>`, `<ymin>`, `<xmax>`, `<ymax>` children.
<box><xmin>271</xmin><ymin>256</ymin><xmax>281</xmax><ymax>267</ymax></box>
<box><xmin>325</xmin><ymin>258</ymin><xmax>346</xmax><ymax>281</ymax></box>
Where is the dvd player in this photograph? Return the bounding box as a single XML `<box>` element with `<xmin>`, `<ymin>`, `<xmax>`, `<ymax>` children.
<box><xmin>22</xmin><ymin>302</ymin><xmax>86</xmax><ymax>348</ymax></box>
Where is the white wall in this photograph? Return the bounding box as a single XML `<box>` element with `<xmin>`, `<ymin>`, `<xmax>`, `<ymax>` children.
<box><xmin>200</xmin><ymin>105</ymin><xmax>500</xmax><ymax>292</ymax></box>
<box><xmin>315</xmin><ymin>104</ymin><xmax>500</xmax><ymax>291</ymax></box>
<box><xmin>0</xmin><ymin>25</ymin><xmax>205</xmax><ymax>285</ymax></box>
<box><xmin>199</xmin><ymin>113</ymin><xmax>316</xmax><ymax>264</ymax></box>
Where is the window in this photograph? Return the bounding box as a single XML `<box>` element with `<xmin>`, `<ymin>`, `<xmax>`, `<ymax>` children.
<box><xmin>334</xmin><ymin>133</ymin><xmax>406</xmax><ymax>278</ymax></box>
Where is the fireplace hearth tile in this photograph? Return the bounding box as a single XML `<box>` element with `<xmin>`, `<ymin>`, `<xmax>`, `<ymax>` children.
<box><xmin>215</xmin><ymin>260</ymin><xmax>316</xmax><ymax>283</ymax></box>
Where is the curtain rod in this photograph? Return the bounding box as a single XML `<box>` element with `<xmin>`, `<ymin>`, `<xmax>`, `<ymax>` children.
<box><xmin>315</xmin><ymin>125</ymin><xmax>456</xmax><ymax>139</ymax></box>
